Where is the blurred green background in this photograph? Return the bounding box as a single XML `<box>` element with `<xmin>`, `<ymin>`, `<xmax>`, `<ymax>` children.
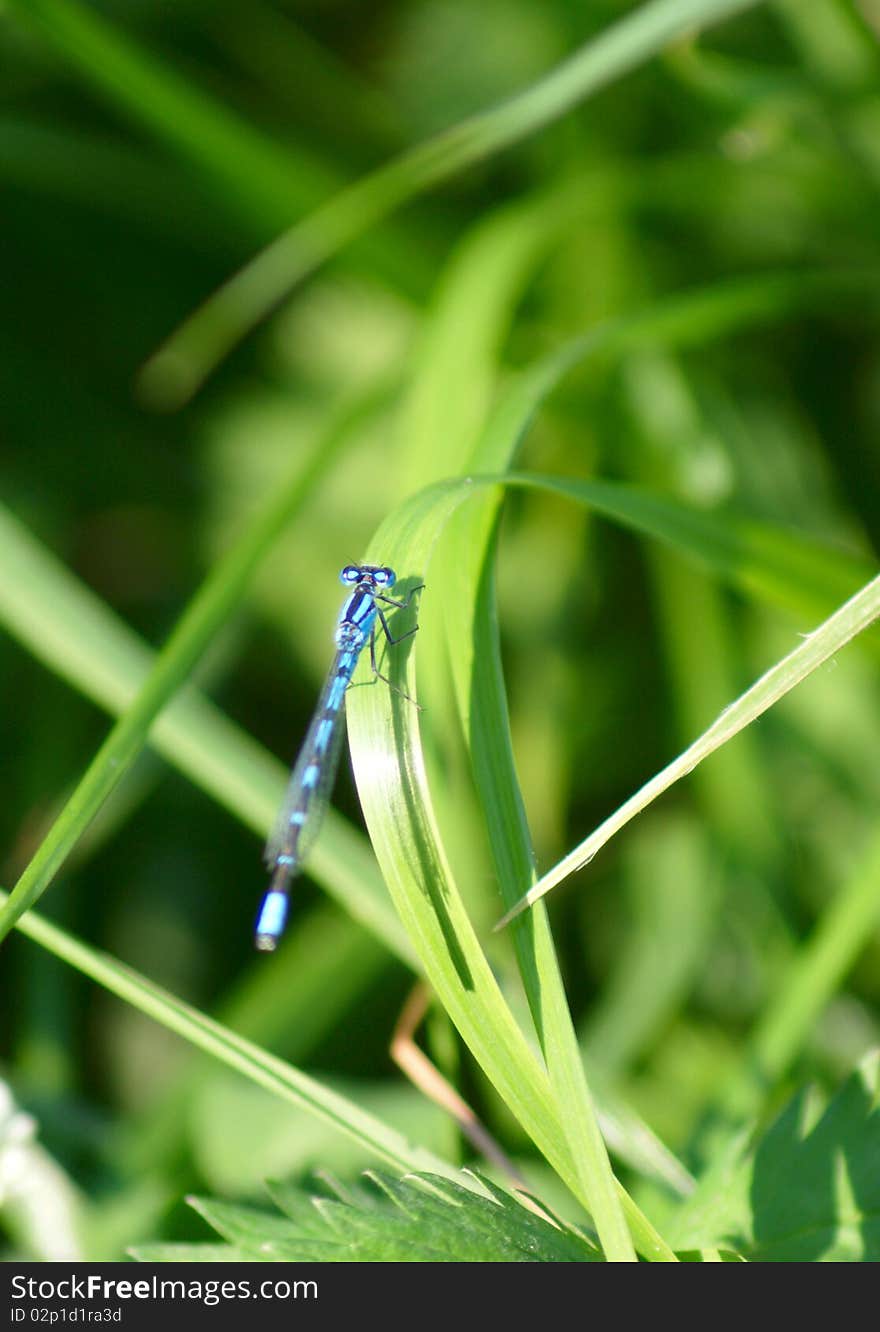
<box><xmin>2</xmin><ymin>0</ymin><xmax>880</xmax><ymax>1260</ymax></box>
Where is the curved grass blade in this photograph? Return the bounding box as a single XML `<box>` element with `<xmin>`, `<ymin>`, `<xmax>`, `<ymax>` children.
<box><xmin>349</xmin><ymin>463</ymin><xmax>878</xmax><ymax>1243</ymax></box>
<box><xmin>513</xmin><ymin>473</ymin><xmax>873</xmax><ymax>622</ymax></box>
<box><xmin>448</xmin><ymin>544</ymin><xmax>639</xmax><ymax>1260</ymax></box>
<box><xmin>350</xmin><ymin>488</ymin><xmax>579</xmax><ymax>1175</ymax></box>
<box><xmin>416</xmin><ymin>270</ymin><xmax>874</xmax><ymax>1259</ymax></box>
<box><xmin>342</xmin><ymin>269</ymin><xmax>880</xmax><ymax>1253</ymax></box>
<box><xmin>344</xmin><ymin>480</ymin><xmax>676</xmax><ymax>1259</ymax></box>
<box><xmin>136</xmin><ymin>0</ymin><xmax>765</xmax><ymax>405</ymax></box>
<box><xmin>431</xmin><ymin>441</ymin><xmax>634</xmax><ymax>1253</ymax></box>
<box><xmin>378</xmin><ymin>241</ymin><xmax>818</xmax><ymax>1260</ymax></box>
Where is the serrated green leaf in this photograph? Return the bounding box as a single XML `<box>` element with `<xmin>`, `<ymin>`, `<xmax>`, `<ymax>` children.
<box><xmin>670</xmin><ymin>1051</ymin><xmax>880</xmax><ymax>1261</ymax></box>
<box><xmin>182</xmin><ymin>1170</ymin><xmax>600</xmax><ymax>1262</ymax></box>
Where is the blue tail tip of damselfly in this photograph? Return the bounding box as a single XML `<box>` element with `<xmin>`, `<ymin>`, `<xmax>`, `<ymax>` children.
<box><xmin>254</xmin><ymin>888</ymin><xmax>289</xmax><ymax>952</ymax></box>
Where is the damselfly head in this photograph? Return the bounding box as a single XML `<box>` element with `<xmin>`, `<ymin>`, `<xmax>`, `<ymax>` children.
<box><xmin>340</xmin><ymin>563</ymin><xmax>397</xmax><ymax>588</ymax></box>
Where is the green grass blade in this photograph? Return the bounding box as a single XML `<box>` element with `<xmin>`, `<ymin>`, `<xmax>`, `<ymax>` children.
<box><xmin>396</xmin><ymin>189</ymin><xmax>583</xmax><ymax>486</ymax></box>
<box><xmin>419</xmin><ymin>271</ymin><xmax>862</xmax><ymax>1257</ymax></box>
<box><xmin>499</xmin><ymin>570</ymin><xmax>880</xmax><ymax>925</ymax></box>
<box><xmin>517</xmin><ymin>473</ymin><xmax>871</xmax><ymax>621</ymax></box>
<box><xmin>137</xmin><ymin>0</ymin><xmax>767</xmax><ymax>405</ymax></box>
<box><xmin>351</xmin><ymin>487</ymin><xmax>578</xmax><ymax>1174</ymax></box>
<box><xmin>1</xmin><ymin>889</ymin><xmax>456</xmax><ymax>1183</ymax></box>
<box><xmin>0</xmin><ymin>461</ymin><xmax>310</xmax><ymax>937</ymax></box>
<box><xmin>435</xmin><ymin>480</ymin><xmax>635</xmax><ymax>1252</ymax></box>
<box><xmin>448</xmin><ymin>538</ymin><xmax>637</xmax><ymax>1259</ymax></box>
<box><xmin>347</xmin><ymin>470</ymin><xmax>876</xmax><ymax>1249</ymax></box>
<box><xmin>341</xmin><ymin>481</ymin><xmax>675</xmax><ymax>1259</ymax></box>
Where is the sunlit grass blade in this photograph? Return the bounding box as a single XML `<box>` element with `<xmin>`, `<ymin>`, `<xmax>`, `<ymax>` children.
<box><xmin>136</xmin><ymin>0</ymin><xmax>765</xmax><ymax>405</ymax></box>
<box><xmin>1</xmin><ymin>889</ymin><xmax>460</xmax><ymax>1184</ymax></box>
<box><xmin>435</xmin><ymin>476</ymin><xmax>634</xmax><ymax>1252</ymax></box>
<box><xmin>357</xmin><ymin>265</ymin><xmax>879</xmax><ymax>1245</ymax></box>
<box><xmin>342</xmin><ymin>480</ymin><xmax>676</xmax><ymax>1259</ymax></box>
<box><xmin>383</xmin><ymin>228</ymin><xmax>801</xmax><ymax>1259</ymax></box>
<box><xmin>396</xmin><ymin>188</ymin><xmax>582</xmax><ymax>488</ymax></box>
<box><xmin>456</xmin><ymin>554</ymin><xmax>638</xmax><ymax>1261</ymax></box>
<box><xmin>498</xmin><ymin>571</ymin><xmax>880</xmax><ymax>926</ymax></box>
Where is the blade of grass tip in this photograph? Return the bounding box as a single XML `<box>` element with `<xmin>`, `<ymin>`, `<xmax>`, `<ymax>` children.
<box><xmin>497</xmin><ymin>570</ymin><xmax>880</xmax><ymax>927</ymax></box>
<box><xmin>1</xmin><ymin>888</ymin><xmax>468</xmax><ymax>1188</ymax></box>
<box><xmin>136</xmin><ymin>0</ymin><xmax>766</xmax><ymax>407</ymax></box>
<box><xmin>0</xmin><ymin>409</ymin><xmax>349</xmax><ymax>945</ymax></box>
